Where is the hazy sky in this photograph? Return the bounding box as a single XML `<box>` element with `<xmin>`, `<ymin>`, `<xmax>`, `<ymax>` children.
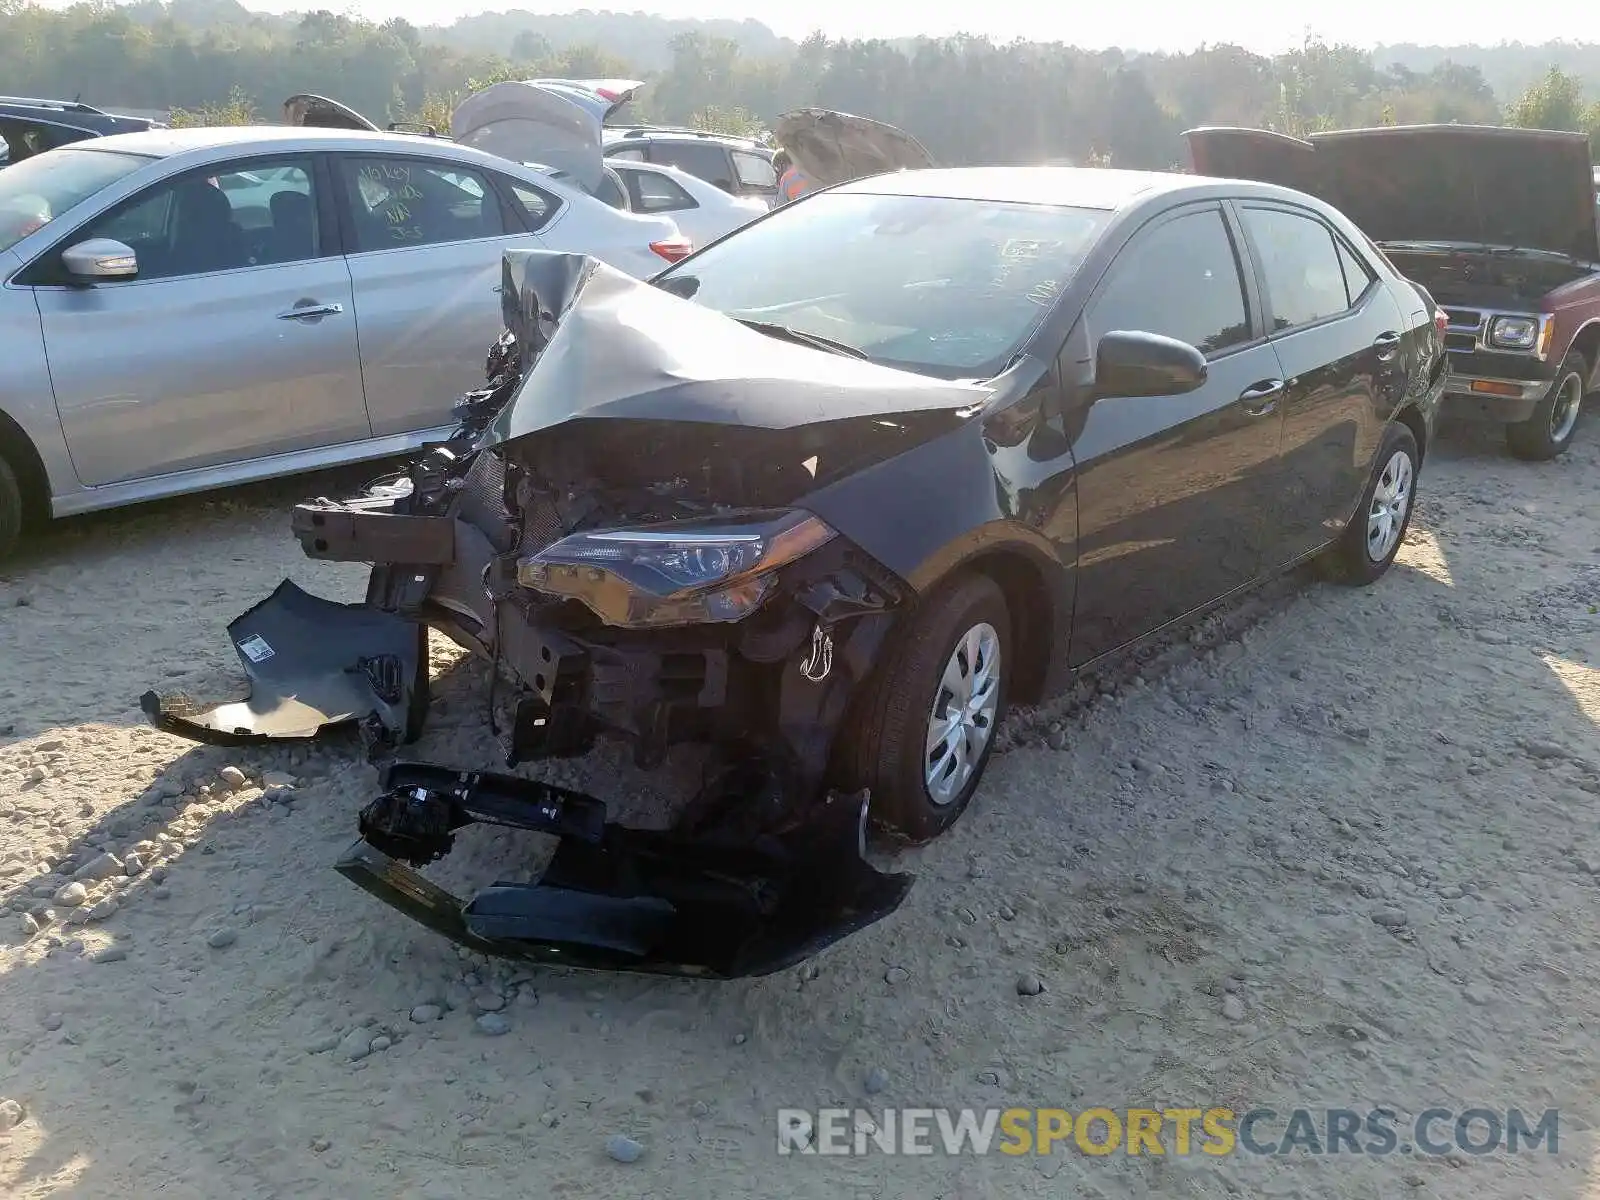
<box><xmin>200</xmin><ymin>0</ymin><xmax>1565</xmax><ymax>54</ymax></box>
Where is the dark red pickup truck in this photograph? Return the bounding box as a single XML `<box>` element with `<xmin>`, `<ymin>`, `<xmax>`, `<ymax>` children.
<box><xmin>1187</xmin><ymin>123</ymin><xmax>1600</xmax><ymax>460</ymax></box>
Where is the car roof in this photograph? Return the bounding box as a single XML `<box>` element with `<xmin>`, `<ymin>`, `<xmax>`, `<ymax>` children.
<box><xmin>834</xmin><ymin>166</ymin><xmax>1236</xmax><ymax>209</ymax></box>
<box><xmin>603</xmin><ymin>126</ymin><xmax>767</xmax><ymax>150</ymax></box>
<box><xmin>68</xmin><ymin>125</ymin><xmax>475</xmax><ymax>159</ymax></box>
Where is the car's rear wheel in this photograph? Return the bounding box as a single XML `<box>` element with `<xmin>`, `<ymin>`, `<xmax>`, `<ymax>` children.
<box><xmin>1506</xmin><ymin>351</ymin><xmax>1585</xmax><ymax>461</ymax></box>
<box><xmin>833</xmin><ymin>572</ymin><xmax>1010</xmax><ymax>842</ymax></box>
<box><xmin>0</xmin><ymin>452</ymin><xmax>23</xmax><ymax>563</ymax></box>
<box><xmin>1321</xmin><ymin>422</ymin><xmax>1419</xmax><ymax>586</ymax></box>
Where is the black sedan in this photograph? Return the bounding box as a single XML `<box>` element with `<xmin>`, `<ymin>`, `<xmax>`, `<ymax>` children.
<box><xmin>149</xmin><ymin>166</ymin><xmax>1446</xmax><ymax>977</ymax></box>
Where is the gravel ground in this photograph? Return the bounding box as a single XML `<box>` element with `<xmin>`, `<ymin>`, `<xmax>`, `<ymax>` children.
<box><xmin>2</xmin><ymin>420</ymin><xmax>1600</xmax><ymax>1198</ymax></box>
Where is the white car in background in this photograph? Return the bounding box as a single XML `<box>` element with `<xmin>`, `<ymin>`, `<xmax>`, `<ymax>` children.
<box><xmin>607</xmin><ymin>159</ymin><xmax>766</xmax><ymax>245</ymax></box>
<box><xmin>528</xmin><ymin>158</ymin><xmax>766</xmax><ymax>246</ymax></box>
<box><xmin>0</xmin><ymin>124</ymin><xmax>691</xmax><ymax>557</ymax></box>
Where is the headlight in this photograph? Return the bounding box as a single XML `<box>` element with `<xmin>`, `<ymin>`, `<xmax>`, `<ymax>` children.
<box><xmin>516</xmin><ymin>509</ymin><xmax>837</xmax><ymax>628</ymax></box>
<box><xmin>1489</xmin><ymin>315</ymin><xmax>1540</xmax><ymax>350</ymax></box>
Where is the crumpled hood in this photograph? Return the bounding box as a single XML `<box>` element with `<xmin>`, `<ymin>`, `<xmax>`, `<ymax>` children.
<box><xmin>450</xmin><ymin>80</ymin><xmax>641</xmax><ymax>195</ymax></box>
<box><xmin>773</xmin><ymin>108</ymin><xmax>935</xmax><ymax>187</ymax></box>
<box><xmin>1185</xmin><ymin>124</ymin><xmax>1600</xmax><ymax>261</ymax></box>
<box><xmin>480</xmin><ymin>250</ymin><xmax>989</xmax><ymax>448</ymax></box>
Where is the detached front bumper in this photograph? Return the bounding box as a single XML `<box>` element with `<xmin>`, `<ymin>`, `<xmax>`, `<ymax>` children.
<box><xmin>337</xmin><ymin>762</ymin><xmax>912</xmax><ymax>979</ymax></box>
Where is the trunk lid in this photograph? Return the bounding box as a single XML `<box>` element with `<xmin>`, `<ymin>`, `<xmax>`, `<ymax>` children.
<box><xmin>773</xmin><ymin>108</ymin><xmax>935</xmax><ymax>188</ymax></box>
<box><xmin>1185</xmin><ymin>124</ymin><xmax>1600</xmax><ymax>263</ymax></box>
<box><xmin>450</xmin><ymin>79</ymin><xmax>644</xmax><ymax>196</ymax></box>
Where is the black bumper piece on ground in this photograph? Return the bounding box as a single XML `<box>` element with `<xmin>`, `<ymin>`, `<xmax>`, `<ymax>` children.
<box><xmin>334</xmin><ymin>762</ymin><xmax>914</xmax><ymax>979</ymax></box>
<box><xmin>139</xmin><ymin>580</ymin><xmax>427</xmax><ymax>752</ymax></box>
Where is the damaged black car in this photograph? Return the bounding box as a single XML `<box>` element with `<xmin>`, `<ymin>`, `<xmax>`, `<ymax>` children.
<box><xmin>146</xmin><ymin>166</ymin><xmax>1445</xmax><ymax>977</ymax></box>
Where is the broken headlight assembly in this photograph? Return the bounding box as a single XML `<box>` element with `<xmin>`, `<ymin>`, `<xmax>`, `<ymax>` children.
<box><xmin>516</xmin><ymin>509</ymin><xmax>836</xmax><ymax>628</ymax></box>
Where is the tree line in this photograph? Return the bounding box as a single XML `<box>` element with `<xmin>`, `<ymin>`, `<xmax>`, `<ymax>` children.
<box><xmin>4</xmin><ymin>0</ymin><xmax>1600</xmax><ymax>166</ymax></box>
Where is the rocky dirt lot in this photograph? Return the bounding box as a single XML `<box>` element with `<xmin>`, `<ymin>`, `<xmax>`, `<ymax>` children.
<box><xmin>3</xmin><ymin>420</ymin><xmax>1600</xmax><ymax>1199</ymax></box>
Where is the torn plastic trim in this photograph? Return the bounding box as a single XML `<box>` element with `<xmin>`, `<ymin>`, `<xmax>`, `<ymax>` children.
<box><xmin>140</xmin><ymin>580</ymin><xmax>427</xmax><ymax>753</ymax></box>
<box><xmin>335</xmin><ymin>762</ymin><xmax>914</xmax><ymax>978</ymax></box>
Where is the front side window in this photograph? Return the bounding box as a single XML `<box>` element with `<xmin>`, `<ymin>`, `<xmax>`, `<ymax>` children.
<box><xmin>655</xmin><ymin>191</ymin><xmax>1110</xmax><ymax>378</ymax></box>
<box><xmin>0</xmin><ymin>145</ymin><xmax>152</xmax><ymax>252</ymax></box>
<box><xmin>1087</xmin><ymin>208</ymin><xmax>1251</xmax><ymax>356</ymax></box>
<box><xmin>626</xmin><ymin>168</ymin><xmax>697</xmax><ymax>213</ymax></box>
<box><xmin>337</xmin><ymin>156</ymin><xmax>506</xmax><ymax>252</ymax></box>
<box><xmin>1242</xmin><ymin>206</ymin><xmax>1353</xmax><ymax>331</ymax></box>
<box><xmin>71</xmin><ymin>158</ymin><xmax>320</xmax><ymax>280</ymax></box>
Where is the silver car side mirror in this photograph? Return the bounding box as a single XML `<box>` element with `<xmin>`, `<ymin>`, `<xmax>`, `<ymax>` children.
<box><xmin>61</xmin><ymin>238</ymin><xmax>138</xmax><ymax>280</ymax></box>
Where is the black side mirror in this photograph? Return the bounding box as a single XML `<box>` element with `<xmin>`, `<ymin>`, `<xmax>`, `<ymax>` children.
<box><xmin>1093</xmin><ymin>330</ymin><xmax>1207</xmax><ymax>398</ymax></box>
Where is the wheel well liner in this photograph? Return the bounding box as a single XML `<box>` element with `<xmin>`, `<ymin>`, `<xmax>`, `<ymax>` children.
<box><xmin>1570</xmin><ymin>324</ymin><xmax>1600</xmax><ymax>391</ymax></box>
<box><xmin>953</xmin><ymin>549</ymin><xmax>1054</xmax><ymax>706</ymax></box>
<box><xmin>0</xmin><ymin>410</ymin><xmax>49</xmax><ymax>527</ymax></box>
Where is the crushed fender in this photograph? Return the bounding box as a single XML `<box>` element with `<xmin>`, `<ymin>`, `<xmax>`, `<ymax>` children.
<box><xmin>334</xmin><ymin>762</ymin><xmax>914</xmax><ymax>979</ymax></box>
<box><xmin>140</xmin><ymin>580</ymin><xmax>427</xmax><ymax>752</ymax></box>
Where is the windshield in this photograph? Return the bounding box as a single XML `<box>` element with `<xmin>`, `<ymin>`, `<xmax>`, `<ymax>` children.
<box><xmin>0</xmin><ymin>146</ymin><xmax>153</xmax><ymax>252</ymax></box>
<box><xmin>654</xmin><ymin>191</ymin><xmax>1111</xmax><ymax>379</ymax></box>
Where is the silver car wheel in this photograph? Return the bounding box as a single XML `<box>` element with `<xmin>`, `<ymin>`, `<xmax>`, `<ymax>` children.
<box><xmin>1366</xmin><ymin>448</ymin><xmax>1414</xmax><ymax>564</ymax></box>
<box><xmin>925</xmin><ymin>621</ymin><xmax>1002</xmax><ymax>806</ymax></box>
<box><xmin>1549</xmin><ymin>372</ymin><xmax>1583</xmax><ymax>443</ymax></box>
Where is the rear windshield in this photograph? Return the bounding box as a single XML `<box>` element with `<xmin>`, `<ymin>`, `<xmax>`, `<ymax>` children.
<box><xmin>0</xmin><ymin>146</ymin><xmax>153</xmax><ymax>252</ymax></box>
<box><xmin>654</xmin><ymin>190</ymin><xmax>1111</xmax><ymax>379</ymax></box>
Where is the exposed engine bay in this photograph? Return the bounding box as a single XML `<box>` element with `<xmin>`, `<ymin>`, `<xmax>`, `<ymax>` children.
<box><xmin>1379</xmin><ymin>245</ymin><xmax>1595</xmax><ymax>309</ymax></box>
<box><xmin>142</xmin><ymin>250</ymin><xmax>990</xmax><ymax>977</ymax></box>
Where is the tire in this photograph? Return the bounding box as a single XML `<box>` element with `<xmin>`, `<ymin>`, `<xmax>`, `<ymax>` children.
<box><xmin>832</xmin><ymin>572</ymin><xmax>1010</xmax><ymax>842</ymax></box>
<box><xmin>1506</xmin><ymin>351</ymin><xmax>1585</xmax><ymax>461</ymax></box>
<box><xmin>0</xmin><ymin>452</ymin><xmax>23</xmax><ymax>563</ymax></box>
<box><xmin>1322</xmin><ymin>422</ymin><xmax>1419</xmax><ymax>586</ymax></box>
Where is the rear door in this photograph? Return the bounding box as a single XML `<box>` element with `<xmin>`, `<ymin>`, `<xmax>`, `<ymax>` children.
<box><xmin>1234</xmin><ymin>202</ymin><xmax>1403</xmax><ymax>566</ymax></box>
<box><xmin>29</xmin><ymin>154</ymin><xmax>369</xmax><ymax>486</ymax></box>
<box><xmin>332</xmin><ymin>150</ymin><xmax>549</xmax><ymax>437</ymax></box>
<box><xmin>1066</xmin><ymin>202</ymin><xmax>1287</xmax><ymax>665</ymax></box>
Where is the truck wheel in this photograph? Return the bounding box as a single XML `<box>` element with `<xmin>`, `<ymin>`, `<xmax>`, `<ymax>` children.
<box><xmin>833</xmin><ymin>572</ymin><xmax>1010</xmax><ymax>843</ymax></box>
<box><xmin>0</xmin><ymin>453</ymin><xmax>23</xmax><ymax>563</ymax></box>
<box><xmin>1321</xmin><ymin>422</ymin><xmax>1418</xmax><ymax>586</ymax></box>
<box><xmin>1506</xmin><ymin>351</ymin><xmax>1585</xmax><ymax>461</ymax></box>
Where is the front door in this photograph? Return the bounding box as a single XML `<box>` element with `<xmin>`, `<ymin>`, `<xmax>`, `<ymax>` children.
<box><xmin>333</xmin><ymin>152</ymin><xmax>548</xmax><ymax>438</ymax></box>
<box><xmin>1235</xmin><ymin>202</ymin><xmax>1401</xmax><ymax>564</ymax></box>
<box><xmin>32</xmin><ymin>155</ymin><xmax>369</xmax><ymax>487</ymax></box>
<box><xmin>1064</xmin><ymin>202</ymin><xmax>1287</xmax><ymax>666</ymax></box>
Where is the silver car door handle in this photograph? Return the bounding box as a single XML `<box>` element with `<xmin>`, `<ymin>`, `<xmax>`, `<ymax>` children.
<box><xmin>277</xmin><ymin>302</ymin><xmax>344</xmax><ymax>320</ymax></box>
<box><xmin>1238</xmin><ymin>378</ymin><xmax>1285</xmax><ymax>416</ymax></box>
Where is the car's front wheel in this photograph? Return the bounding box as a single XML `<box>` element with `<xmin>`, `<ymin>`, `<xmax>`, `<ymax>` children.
<box><xmin>834</xmin><ymin>572</ymin><xmax>1010</xmax><ymax>842</ymax></box>
<box><xmin>1322</xmin><ymin>422</ymin><xmax>1419</xmax><ymax>586</ymax></box>
<box><xmin>1506</xmin><ymin>351</ymin><xmax>1585</xmax><ymax>461</ymax></box>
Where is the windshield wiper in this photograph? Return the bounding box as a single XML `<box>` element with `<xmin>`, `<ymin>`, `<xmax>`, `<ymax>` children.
<box><xmin>733</xmin><ymin>318</ymin><xmax>869</xmax><ymax>359</ymax></box>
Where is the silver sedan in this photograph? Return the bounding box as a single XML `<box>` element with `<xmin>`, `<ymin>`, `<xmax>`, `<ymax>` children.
<box><xmin>0</xmin><ymin>125</ymin><xmax>689</xmax><ymax>559</ymax></box>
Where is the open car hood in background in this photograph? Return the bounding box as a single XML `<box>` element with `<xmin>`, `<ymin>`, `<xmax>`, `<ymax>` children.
<box><xmin>482</xmin><ymin>249</ymin><xmax>988</xmax><ymax>446</ymax></box>
<box><xmin>282</xmin><ymin>94</ymin><xmax>383</xmax><ymax>131</ymax></box>
<box><xmin>773</xmin><ymin>108</ymin><xmax>935</xmax><ymax>187</ymax></box>
<box><xmin>450</xmin><ymin>79</ymin><xmax>643</xmax><ymax>195</ymax></box>
<box><xmin>1185</xmin><ymin>124</ymin><xmax>1600</xmax><ymax>262</ymax></box>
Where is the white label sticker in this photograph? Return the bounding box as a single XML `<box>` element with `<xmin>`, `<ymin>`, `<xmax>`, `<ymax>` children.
<box><xmin>238</xmin><ymin>634</ymin><xmax>275</xmax><ymax>663</ymax></box>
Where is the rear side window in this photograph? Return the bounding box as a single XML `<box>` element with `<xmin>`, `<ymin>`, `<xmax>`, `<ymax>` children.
<box><xmin>625</xmin><ymin>168</ymin><xmax>697</xmax><ymax>213</ymax></box>
<box><xmin>1336</xmin><ymin>237</ymin><xmax>1375</xmax><ymax>305</ymax></box>
<box><xmin>336</xmin><ymin>156</ymin><xmax>506</xmax><ymax>251</ymax></box>
<box><xmin>1088</xmin><ymin>207</ymin><xmax>1251</xmax><ymax>357</ymax></box>
<box><xmin>649</xmin><ymin>142</ymin><xmax>734</xmax><ymax>190</ymax></box>
<box><xmin>505</xmin><ymin>179</ymin><xmax>559</xmax><ymax>230</ymax></box>
<box><xmin>1242</xmin><ymin>206</ymin><xmax>1353</xmax><ymax>331</ymax></box>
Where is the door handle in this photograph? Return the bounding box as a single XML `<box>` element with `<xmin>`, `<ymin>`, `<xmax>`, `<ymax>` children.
<box><xmin>276</xmin><ymin>302</ymin><xmax>344</xmax><ymax>320</ymax></box>
<box><xmin>1373</xmin><ymin>330</ymin><xmax>1401</xmax><ymax>361</ymax></box>
<box><xmin>1237</xmin><ymin>378</ymin><xmax>1285</xmax><ymax>417</ymax></box>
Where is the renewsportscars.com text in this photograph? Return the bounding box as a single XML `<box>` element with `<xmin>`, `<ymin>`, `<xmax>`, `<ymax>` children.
<box><xmin>776</xmin><ymin>1106</ymin><xmax>1560</xmax><ymax>1157</ymax></box>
